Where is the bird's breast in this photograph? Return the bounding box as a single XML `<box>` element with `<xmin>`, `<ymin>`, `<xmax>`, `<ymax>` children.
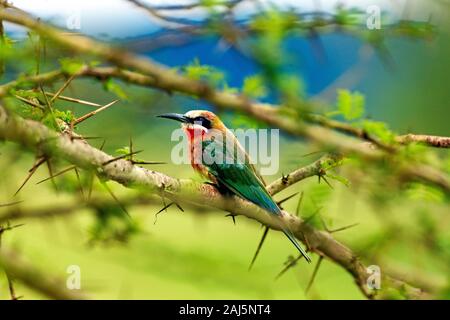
<box><xmin>184</xmin><ymin>127</ymin><xmax>214</xmax><ymax>182</ymax></box>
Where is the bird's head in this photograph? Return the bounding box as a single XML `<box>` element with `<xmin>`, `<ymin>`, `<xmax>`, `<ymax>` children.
<box><xmin>158</xmin><ymin>110</ymin><xmax>225</xmax><ymax>136</ymax></box>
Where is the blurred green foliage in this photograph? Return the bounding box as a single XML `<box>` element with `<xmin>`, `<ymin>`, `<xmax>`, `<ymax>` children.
<box><xmin>0</xmin><ymin>2</ymin><xmax>449</xmax><ymax>300</ymax></box>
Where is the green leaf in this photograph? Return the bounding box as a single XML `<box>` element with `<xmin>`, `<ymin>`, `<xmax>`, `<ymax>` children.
<box><xmin>104</xmin><ymin>78</ymin><xmax>128</xmax><ymax>100</ymax></box>
<box><xmin>183</xmin><ymin>58</ymin><xmax>225</xmax><ymax>86</ymax></box>
<box><xmin>115</xmin><ymin>146</ymin><xmax>131</xmax><ymax>156</ymax></box>
<box><xmin>250</xmin><ymin>9</ymin><xmax>296</xmax><ymax>38</ymax></box>
<box><xmin>53</xmin><ymin>109</ymin><xmax>75</xmax><ymax>124</ymax></box>
<box><xmin>336</xmin><ymin>89</ymin><xmax>365</xmax><ymax>121</ymax></box>
<box><xmin>222</xmin><ymin>83</ymin><xmax>239</xmax><ymax>95</ymax></box>
<box><xmin>334</xmin><ymin>7</ymin><xmax>363</xmax><ymax>26</ymax></box>
<box><xmin>361</xmin><ymin>119</ymin><xmax>395</xmax><ymax>144</ymax></box>
<box><xmin>278</xmin><ymin>74</ymin><xmax>305</xmax><ymax>102</ymax></box>
<box><xmin>59</xmin><ymin>58</ymin><xmax>85</xmax><ymax>75</ymax></box>
<box><xmin>242</xmin><ymin>74</ymin><xmax>267</xmax><ymax>99</ymax></box>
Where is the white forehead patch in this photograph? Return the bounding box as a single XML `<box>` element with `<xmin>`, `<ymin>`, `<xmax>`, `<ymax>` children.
<box><xmin>185</xmin><ymin>110</ymin><xmax>202</xmax><ymax>118</ymax></box>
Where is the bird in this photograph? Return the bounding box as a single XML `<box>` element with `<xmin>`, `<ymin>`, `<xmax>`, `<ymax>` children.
<box><xmin>158</xmin><ymin>110</ymin><xmax>311</xmax><ymax>263</ymax></box>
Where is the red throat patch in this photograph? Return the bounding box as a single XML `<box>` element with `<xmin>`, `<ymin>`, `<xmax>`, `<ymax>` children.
<box><xmin>184</xmin><ymin>127</ymin><xmax>205</xmax><ymax>142</ymax></box>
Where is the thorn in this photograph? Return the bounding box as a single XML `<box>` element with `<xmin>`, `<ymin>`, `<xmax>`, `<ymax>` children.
<box><xmin>74</xmin><ymin>167</ymin><xmax>85</xmax><ymax>200</ymax></box>
<box><xmin>126</xmin><ymin>138</ymin><xmax>165</xmax><ymax>165</ymax></box>
<box><xmin>304</xmin><ymin>206</ymin><xmax>322</xmax><ymax>224</ymax></box>
<box><xmin>301</xmin><ymin>150</ymin><xmax>325</xmax><ymax>158</ymax></box>
<box><xmin>14</xmin><ymin>156</ymin><xmax>46</xmax><ymax>196</ymax></box>
<box><xmin>277</xmin><ymin>192</ymin><xmax>299</xmax><ymax>206</ymax></box>
<box><xmin>129</xmin><ymin>136</ymin><xmax>134</xmax><ymax>163</ymax></box>
<box><xmin>87</xmin><ymin>173</ymin><xmax>94</xmax><ymax>201</ymax></box>
<box><xmin>36</xmin><ymin>165</ymin><xmax>76</xmax><ymax>184</ymax></box>
<box><xmin>0</xmin><ymin>223</ymin><xmax>25</xmax><ymax>234</ymax></box>
<box><xmin>73</xmin><ymin>100</ymin><xmax>119</xmax><ymax>125</ymax></box>
<box><xmin>45</xmin><ymin>159</ymin><xmax>58</xmax><ymax>192</ymax></box>
<box><xmin>6</xmin><ymin>273</ymin><xmax>22</xmax><ymax>300</ymax></box>
<box><xmin>330</xmin><ymin>222</ymin><xmax>359</xmax><ymax>234</ymax></box>
<box><xmin>305</xmin><ymin>256</ymin><xmax>323</xmax><ymax>295</ymax></box>
<box><xmin>99</xmin><ymin>139</ymin><xmax>106</xmax><ymax>151</ymax></box>
<box><xmin>174</xmin><ymin>202</ymin><xmax>184</xmax><ymax>212</ymax></box>
<box><xmin>319</xmin><ymin>216</ymin><xmax>331</xmax><ymax>232</ymax></box>
<box><xmin>0</xmin><ymin>200</ymin><xmax>24</xmax><ymax>208</ymax></box>
<box><xmin>70</xmin><ymin>136</ymin><xmax>103</xmax><ymax>141</ymax></box>
<box><xmin>275</xmin><ymin>254</ymin><xmax>303</xmax><ymax>280</ymax></box>
<box><xmin>50</xmin><ymin>74</ymin><xmax>76</xmax><ymax>103</ymax></box>
<box><xmin>101</xmin><ymin>181</ymin><xmax>130</xmax><ymax>218</ymax></box>
<box><xmin>39</xmin><ymin>84</ymin><xmax>60</xmax><ymax>132</ymax></box>
<box><xmin>320</xmin><ymin>216</ymin><xmax>355</xmax><ymax>234</ymax></box>
<box><xmin>225</xmin><ymin>213</ymin><xmax>237</xmax><ymax>225</ymax></box>
<box><xmin>44</xmin><ymin>92</ymin><xmax>103</xmax><ymax>107</ymax></box>
<box><xmin>13</xmin><ymin>94</ymin><xmax>44</xmax><ymax>110</ymax></box>
<box><xmin>248</xmin><ymin>226</ymin><xmax>269</xmax><ymax>271</ymax></box>
<box><xmin>131</xmin><ymin>160</ymin><xmax>166</xmax><ymax>165</ymax></box>
<box><xmin>321</xmin><ymin>175</ymin><xmax>334</xmax><ymax>189</ymax></box>
<box><xmin>295</xmin><ymin>191</ymin><xmax>304</xmax><ymax>217</ymax></box>
<box><xmin>154</xmin><ymin>202</ymin><xmax>174</xmax><ymax>225</ymax></box>
<box><xmin>102</xmin><ymin>150</ymin><xmax>143</xmax><ymax>166</ymax></box>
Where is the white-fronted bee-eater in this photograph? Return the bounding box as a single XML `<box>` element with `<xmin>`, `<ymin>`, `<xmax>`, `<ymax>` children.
<box><xmin>158</xmin><ymin>110</ymin><xmax>311</xmax><ymax>263</ymax></box>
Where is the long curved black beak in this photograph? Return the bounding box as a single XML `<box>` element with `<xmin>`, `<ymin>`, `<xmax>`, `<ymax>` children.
<box><xmin>157</xmin><ymin>113</ymin><xmax>192</xmax><ymax>123</ymax></box>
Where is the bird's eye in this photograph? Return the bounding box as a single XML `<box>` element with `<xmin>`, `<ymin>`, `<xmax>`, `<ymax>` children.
<box><xmin>193</xmin><ymin>116</ymin><xmax>212</xmax><ymax>129</ymax></box>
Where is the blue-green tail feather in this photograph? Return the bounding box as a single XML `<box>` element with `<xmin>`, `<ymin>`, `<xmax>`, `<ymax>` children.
<box><xmin>283</xmin><ymin>230</ymin><xmax>312</xmax><ymax>263</ymax></box>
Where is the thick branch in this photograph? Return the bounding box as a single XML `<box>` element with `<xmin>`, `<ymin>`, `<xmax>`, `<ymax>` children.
<box><xmin>0</xmin><ymin>105</ymin><xmax>427</xmax><ymax>299</ymax></box>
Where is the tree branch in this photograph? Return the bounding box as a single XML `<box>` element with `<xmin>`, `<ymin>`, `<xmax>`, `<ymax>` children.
<box><xmin>396</xmin><ymin>134</ymin><xmax>450</xmax><ymax>148</ymax></box>
<box><xmin>2</xmin><ymin>63</ymin><xmax>448</xmax><ymax>193</ymax></box>
<box><xmin>0</xmin><ymin>104</ymin><xmax>428</xmax><ymax>299</ymax></box>
<box><xmin>0</xmin><ymin>248</ymin><xmax>86</xmax><ymax>299</ymax></box>
<box><xmin>0</xmin><ymin>195</ymin><xmax>162</xmax><ymax>224</ymax></box>
<box><xmin>0</xmin><ymin>9</ymin><xmax>415</xmax><ymax>158</ymax></box>
<box><xmin>266</xmin><ymin>155</ymin><xmax>341</xmax><ymax>196</ymax></box>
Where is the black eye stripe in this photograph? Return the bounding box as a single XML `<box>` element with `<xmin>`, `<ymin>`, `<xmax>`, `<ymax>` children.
<box><xmin>193</xmin><ymin>116</ymin><xmax>212</xmax><ymax>129</ymax></box>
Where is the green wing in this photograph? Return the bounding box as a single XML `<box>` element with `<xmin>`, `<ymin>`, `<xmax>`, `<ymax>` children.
<box><xmin>202</xmin><ymin>139</ymin><xmax>280</xmax><ymax>215</ymax></box>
